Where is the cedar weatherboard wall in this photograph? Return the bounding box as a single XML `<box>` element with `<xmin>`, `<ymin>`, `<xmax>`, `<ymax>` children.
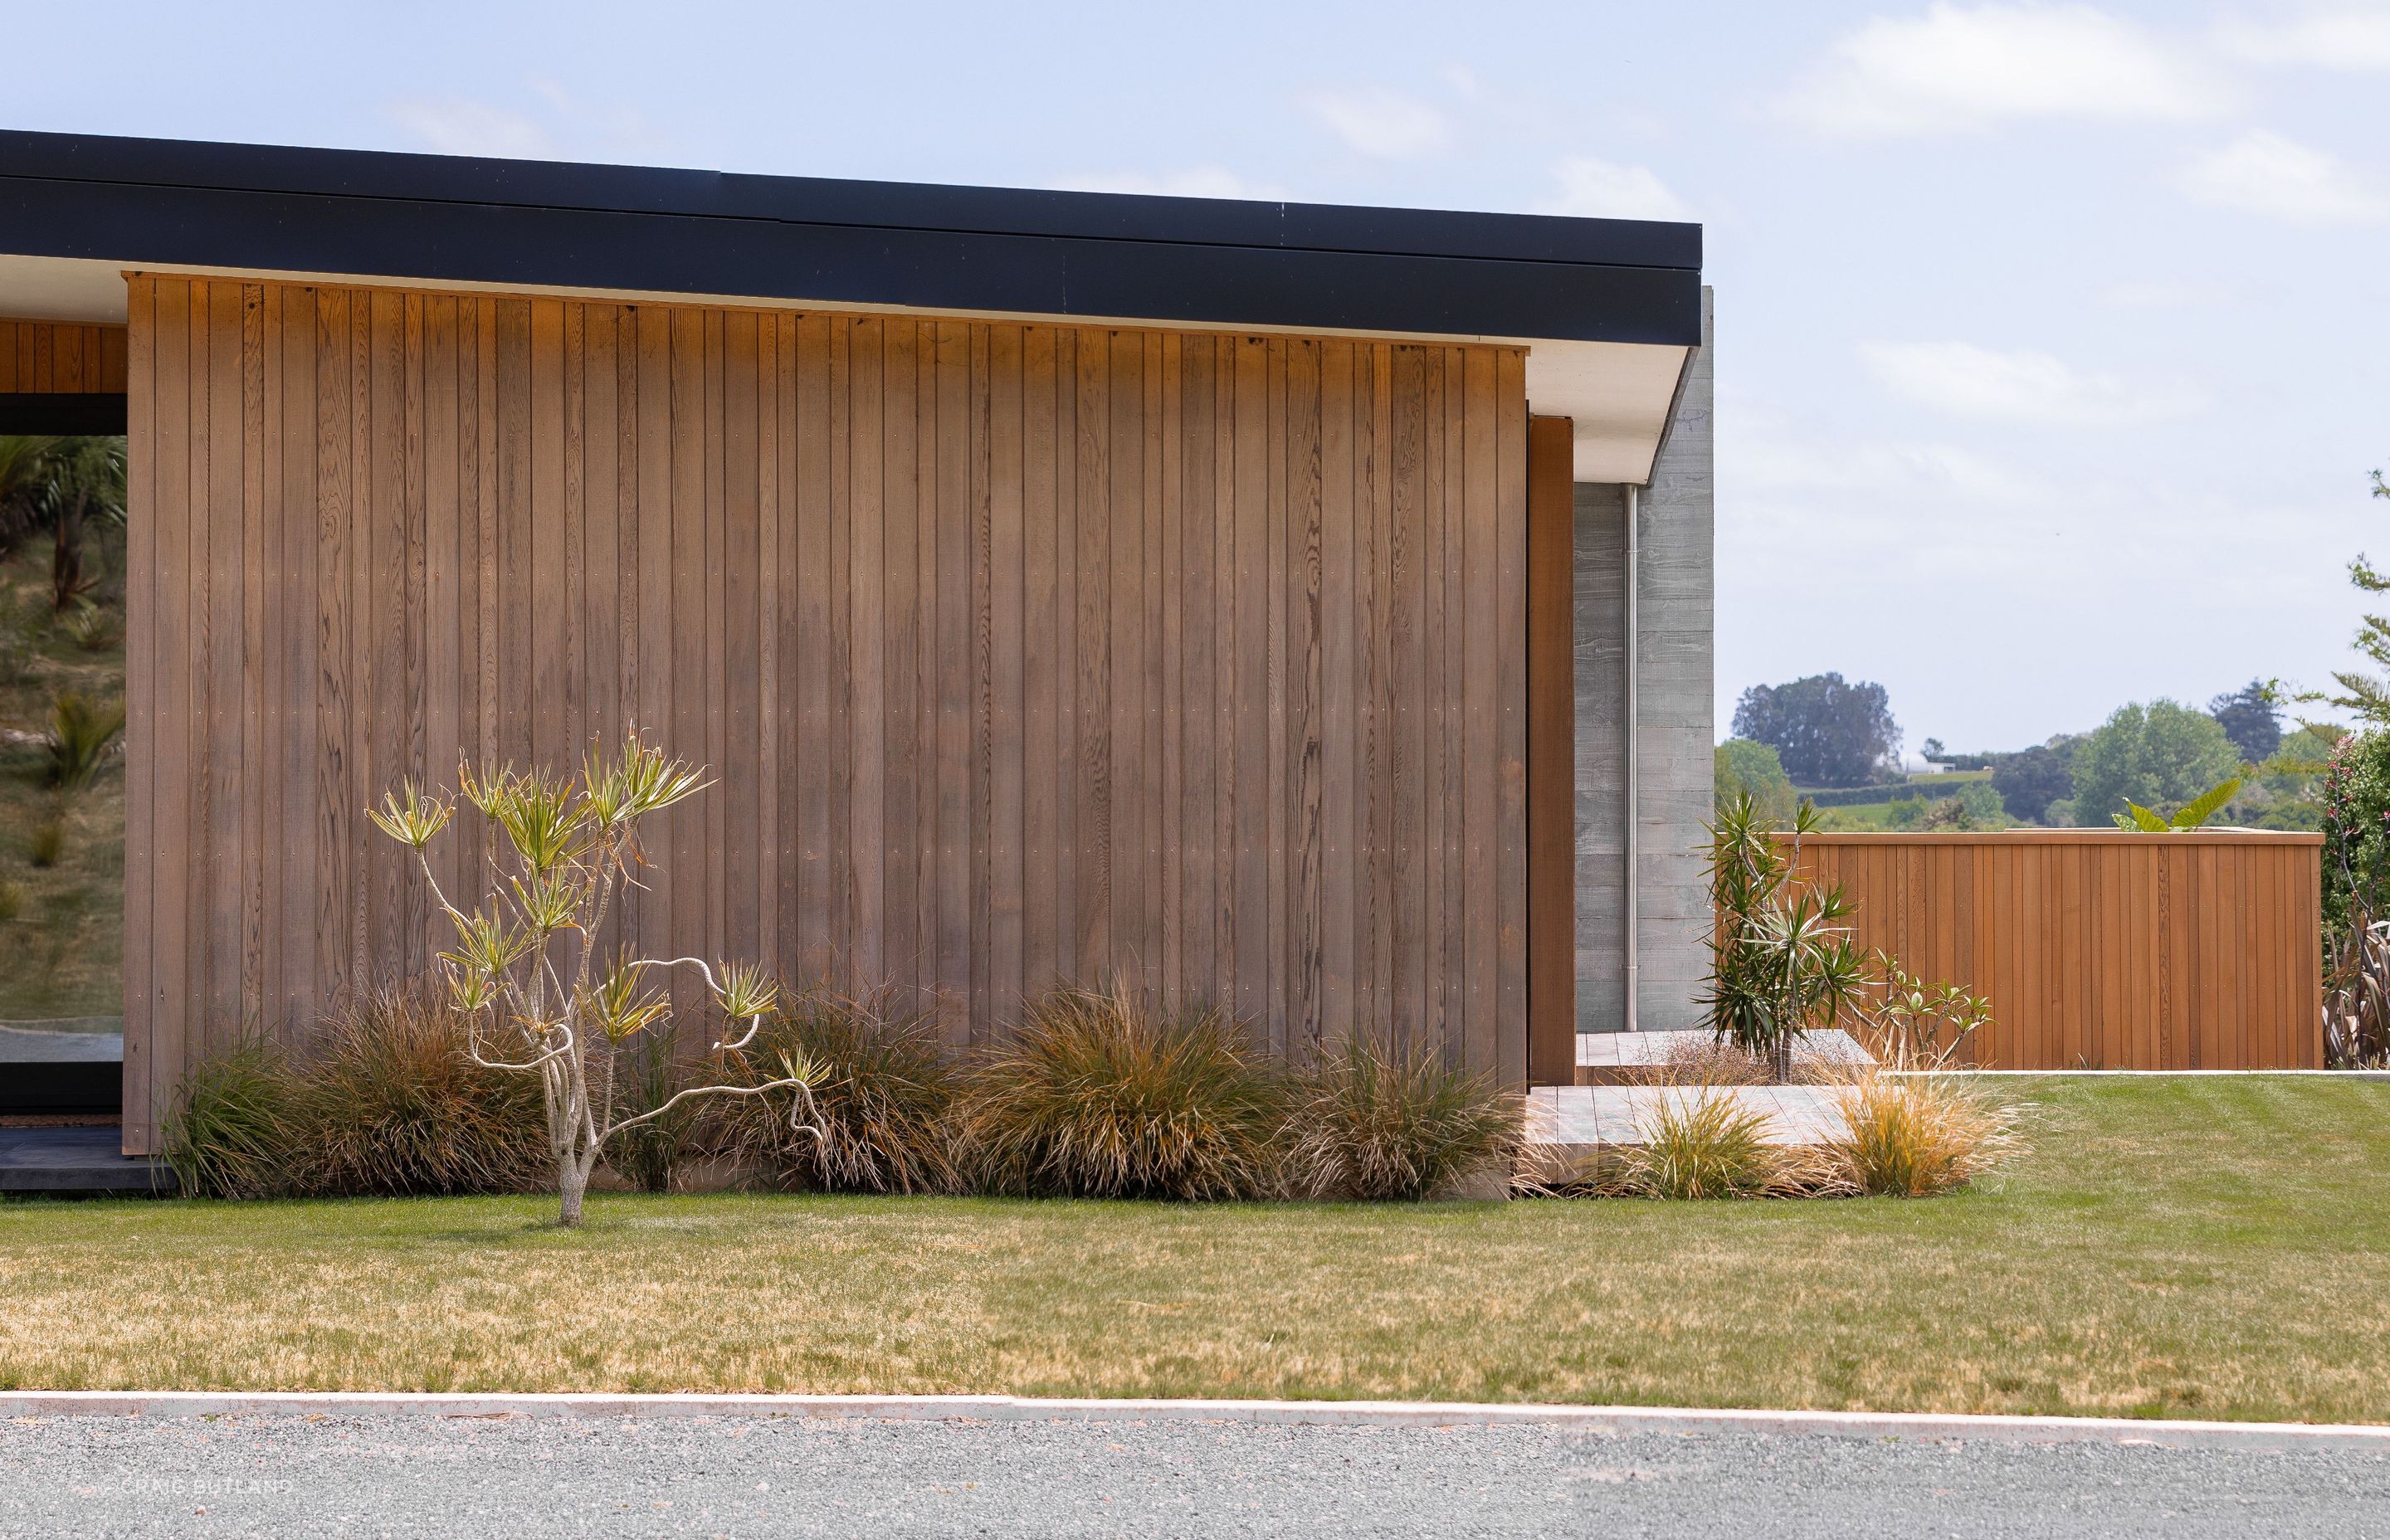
<box><xmin>1791</xmin><ymin>831</ymin><xmax>2324</xmax><ymax>1070</ymax></box>
<box><xmin>120</xmin><ymin>273</ymin><xmax>1529</xmax><ymax>1149</ymax></box>
<box><xmin>0</xmin><ymin>319</ymin><xmax>127</xmax><ymax>392</ymax></box>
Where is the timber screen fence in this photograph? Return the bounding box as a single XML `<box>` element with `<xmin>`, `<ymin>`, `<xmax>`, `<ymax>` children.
<box><xmin>1788</xmin><ymin>831</ymin><xmax>2324</xmax><ymax>1071</ymax></box>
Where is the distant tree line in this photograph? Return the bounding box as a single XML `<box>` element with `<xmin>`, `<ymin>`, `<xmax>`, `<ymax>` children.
<box><xmin>1720</xmin><ymin>672</ymin><xmax>2324</xmax><ymax>831</ymax></box>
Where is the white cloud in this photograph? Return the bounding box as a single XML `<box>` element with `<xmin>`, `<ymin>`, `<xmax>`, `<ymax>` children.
<box><xmin>1053</xmin><ymin>167</ymin><xmax>1291</xmax><ymax>202</ymax></box>
<box><xmin>1304</xmin><ymin>86</ymin><xmax>1451</xmax><ymax>158</ymax></box>
<box><xmin>1783</xmin><ymin>3</ymin><xmax>2227</xmax><ymax>136</ymax></box>
<box><xmin>384</xmin><ymin>98</ymin><xmax>561</xmax><ymax>160</ymax></box>
<box><xmin>1858</xmin><ymin>340</ymin><xmax>2207</xmax><ymax>424</ymax></box>
<box><xmin>1531</xmin><ymin>156</ymin><xmax>1695</xmax><ymax>222</ymax></box>
<box><xmin>2217</xmin><ymin>7</ymin><xmax>2390</xmax><ymax>71</ymax></box>
<box><xmin>2174</xmin><ymin>129</ymin><xmax>2390</xmax><ymax>226</ymax></box>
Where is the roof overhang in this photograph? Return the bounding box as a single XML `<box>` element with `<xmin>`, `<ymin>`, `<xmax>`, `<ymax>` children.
<box><xmin>0</xmin><ymin>131</ymin><xmax>1704</xmax><ymax>482</ymax></box>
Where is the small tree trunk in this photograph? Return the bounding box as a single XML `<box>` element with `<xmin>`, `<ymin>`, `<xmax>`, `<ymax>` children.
<box><xmin>558</xmin><ymin>1157</ymin><xmax>588</xmax><ymax>1228</ymax></box>
<box><xmin>51</xmin><ymin>499</ymin><xmax>82</xmax><ymax>612</ymax></box>
<box><xmin>1771</xmin><ymin>1036</ymin><xmax>1793</xmax><ymax>1085</ymax></box>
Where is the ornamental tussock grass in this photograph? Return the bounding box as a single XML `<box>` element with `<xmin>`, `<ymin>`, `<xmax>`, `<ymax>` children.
<box><xmin>708</xmin><ymin>987</ymin><xmax>961</xmax><ymax>1195</ymax></box>
<box><xmin>296</xmin><ymin>983</ymin><xmax>550</xmax><ymax>1197</ymax></box>
<box><xmin>956</xmin><ymin>980</ymin><xmax>1286</xmax><ymax>1201</ymax></box>
<box><xmin>1824</xmin><ymin>1072</ymin><xmax>2017</xmax><ymax>1196</ymax></box>
<box><xmin>607</xmin><ymin>1031</ymin><xmax>703</xmax><ymax>1195</ymax></box>
<box><xmin>1285</xmin><ymin>1036</ymin><xmax>1522</xmax><ymax>1200</ymax></box>
<box><xmin>1615</xmin><ymin>1086</ymin><xmax>1833</xmax><ymax>1200</ymax></box>
<box><xmin>161</xmin><ymin>1037</ymin><xmax>304</xmax><ymax>1199</ymax></box>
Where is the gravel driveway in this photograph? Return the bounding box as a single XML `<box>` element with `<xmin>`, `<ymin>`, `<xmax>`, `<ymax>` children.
<box><xmin>3</xmin><ymin>1413</ymin><xmax>2387</xmax><ymax>1538</ymax></box>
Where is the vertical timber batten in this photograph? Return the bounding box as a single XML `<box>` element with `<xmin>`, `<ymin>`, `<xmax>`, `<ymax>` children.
<box><xmin>1524</xmin><ymin>415</ymin><xmax>1576</xmax><ymax>1084</ymax></box>
<box><xmin>120</xmin><ymin>274</ymin><xmax>1531</xmax><ymax>1151</ymax></box>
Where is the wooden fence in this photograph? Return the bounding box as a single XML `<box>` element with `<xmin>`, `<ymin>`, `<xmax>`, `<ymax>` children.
<box><xmin>1787</xmin><ymin>831</ymin><xmax>2324</xmax><ymax>1070</ymax></box>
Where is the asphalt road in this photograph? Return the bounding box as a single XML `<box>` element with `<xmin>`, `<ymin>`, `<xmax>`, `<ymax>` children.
<box><xmin>2</xmin><ymin>1414</ymin><xmax>2387</xmax><ymax>1538</ymax></box>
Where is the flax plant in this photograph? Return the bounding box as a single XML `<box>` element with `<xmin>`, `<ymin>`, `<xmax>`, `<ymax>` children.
<box><xmin>371</xmin><ymin>729</ymin><xmax>822</xmax><ymax>1226</ymax></box>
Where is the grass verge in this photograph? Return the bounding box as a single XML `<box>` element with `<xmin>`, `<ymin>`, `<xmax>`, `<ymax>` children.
<box><xmin>2</xmin><ymin>1078</ymin><xmax>2386</xmax><ymax>1421</ymax></box>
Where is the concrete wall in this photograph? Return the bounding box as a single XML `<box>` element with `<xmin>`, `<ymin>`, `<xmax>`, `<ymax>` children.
<box><xmin>1572</xmin><ymin>288</ymin><xmax>1714</xmax><ymax>1032</ymax></box>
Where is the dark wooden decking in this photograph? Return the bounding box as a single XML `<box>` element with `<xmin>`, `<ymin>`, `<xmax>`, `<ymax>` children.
<box><xmin>0</xmin><ymin>1127</ymin><xmax>169</xmax><ymax>1194</ymax></box>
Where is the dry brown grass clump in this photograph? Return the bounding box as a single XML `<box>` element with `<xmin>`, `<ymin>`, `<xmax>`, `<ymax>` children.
<box><xmin>1622</xmin><ymin>1036</ymin><xmax>1773</xmax><ymax>1087</ymax></box>
<box><xmin>708</xmin><ymin>988</ymin><xmax>960</xmax><ymax>1195</ymax></box>
<box><xmin>1622</xmin><ymin>1033</ymin><xmax>1869</xmax><ymax>1089</ymax></box>
<box><xmin>1824</xmin><ymin>1072</ymin><xmax>2018</xmax><ymax>1196</ymax></box>
<box><xmin>300</xmin><ymin>983</ymin><xmax>552</xmax><ymax>1197</ymax></box>
<box><xmin>955</xmin><ymin>981</ymin><xmax>1285</xmax><ymax>1201</ymax></box>
<box><xmin>163</xmin><ymin>982</ymin><xmax>550</xmax><ymax>1199</ymax></box>
<box><xmin>1284</xmin><ymin>1036</ymin><xmax>1523</xmax><ymax>1201</ymax></box>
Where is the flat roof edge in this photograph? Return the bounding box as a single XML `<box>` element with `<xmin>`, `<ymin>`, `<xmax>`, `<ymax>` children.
<box><xmin>0</xmin><ymin>130</ymin><xmax>1703</xmax><ymax>273</ymax></box>
<box><xmin>0</xmin><ymin>169</ymin><xmax>1705</xmax><ymax>348</ymax></box>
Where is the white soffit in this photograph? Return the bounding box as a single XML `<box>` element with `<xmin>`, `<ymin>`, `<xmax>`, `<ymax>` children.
<box><xmin>1522</xmin><ymin>339</ymin><xmax>1690</xmax><ymax>485</ymax></box>
<box><xmin>0</xmin><ymin>255</ymin><xmax>127</xmax><ymax>322</ymax></box>
<box><xmin>0</xmin><ymin>255</ymin><xmax>1693</xmax><ymax>484</ymax></box>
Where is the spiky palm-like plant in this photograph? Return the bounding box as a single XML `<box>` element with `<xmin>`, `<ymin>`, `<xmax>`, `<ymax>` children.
<box><xmin>44</xmin><ymin>689</ymin><xmax>125</xmax><ymax>793</ymax></box>
<box><xmin>371</xmin><ymin>729</ymin><xmax>822</xmax><ymax>1226</ymax></box>
<box><xmin>2111</xmin><ymin>775</ymin><xmax>2241</xmax><ymax>832</ymax></box>
<box><xmin>41</xmin><ymin>437</ymin><xmax>123</xmax><ymax>611</ymax></box>
<box><xmin>1696</xmin><ymin>794</ymin><xmax>1874</xmax><ymax>1083</ymax></box>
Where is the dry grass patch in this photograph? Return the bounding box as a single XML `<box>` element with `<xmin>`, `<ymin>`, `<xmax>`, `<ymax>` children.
<box><xmin>5</xmin><ymin>1079</ymin><xmax>2390</xmax><ymax>1422</ymax></box>
<box><xmin>1826</xmin><ymin>1073</ymin><xmax>2018</xmax><ymax>1196</ymax></box>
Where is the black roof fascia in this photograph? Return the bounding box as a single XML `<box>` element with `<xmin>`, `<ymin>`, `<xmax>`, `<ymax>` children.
<box><xmin>0</xmin><ymin>131</ymin><xmax>1704</xmax><ymax>348</ymax></box>
<box><xmin>0</xmin><ymin>392</ymin><xmax>127</xmax><ymax>434</ymax></box>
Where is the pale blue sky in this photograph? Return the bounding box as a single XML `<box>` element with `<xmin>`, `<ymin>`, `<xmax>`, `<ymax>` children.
<box><xmin>10</xmin><ymin>0</ymin><xmax>2387</xmax><ymax>753</ymax></box>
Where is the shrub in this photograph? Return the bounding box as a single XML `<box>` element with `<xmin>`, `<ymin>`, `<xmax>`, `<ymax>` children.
<box><xmin>1885</xmin><ymin>780</ymin><xmax>2009</xmax><ymax>832</ymax></box>
<box><xmin>1625</xmin><ymin>1035</ymin><xmax>1772</xmax><ymax>1087</ymax></box>
<box><xmin>162</xmin><ymin>1039</ymin><xmax>304</xmax><ymax>1200</ymax></box>
<box><xmin>2069</xmin><ymin>700</ymin><xmax>2241</xmax><ymax>830</ymax></box>
<box><xmin>2322</xmin><ymin>729</ymin><xmax>2390</xmax><ymax>944</ymax></box>
<box><xmin>297</xmin><ymin>983</ymin><xmax>549</xmax><ymax>1197</ymax></box>
<box><xmin>607</xmin><ymin>1031</ymin><xmax>702</xmax><ymax>1194</ymax></box>
<box><xmin>1285</xmin><ymin>1036</ymin><xmax>1521</xmax><ymax>1201</ymax></box>
<box><xmin>27</xmin><ymin>813</ymin><xmax>63</xmax><ymax>868</ymax></box>
<box><xmin>1617</xmin><ymin>1086</ymin><xmax>1815</xmax><ymax>1199</ymax></box>
<box><xmin>1714</xmin><ymin>738</ymin><xmax>1796</xmax><ymax>826</ymax></box>
<box><xmin>710</xmin><ymin>989</ymin><xmax>959</xmax><ymax>1195</ymax></box>
<box><xmin>44</xmin><ymin>690</ymin><xmax>125</xmax><ymax>792</ymax></box>
<box><xmin>1699</xmin><ymin>795</ymin><xmax>1872</xmax><ymax>1081</ymax></box>
<box><xmin>956</xmin><ymin>982</ymin><xmax>1285</xmax><ymax>1201</ymax></box>
<box><xmin>2325</xmin><ymin>917</ymin><xmax>2390</xmax><ymax>1068</ymax></box>
<box><xmin>58</xmin><ymin>602</ymin><xmax>119</xmax><ymax>653</ymax></box>
<box><xmin>1992</xmin><ymin>743</ymin><xmax>2076</xmax><ymax>825</ymax></box>
<box><xmin>1862</xmin><ymin>960</ymin><xmax>1992</xmax><ymax>1070</ymax></box>
<box><xmin>1825</xmin><ymin>1074</ymin><xmax>2015</xmax><ymax>1196</ymax></box>
<box><xmin>0</xmin><ymin>875</ymin><xmax>22</xmax><ymax>923</ymax></box>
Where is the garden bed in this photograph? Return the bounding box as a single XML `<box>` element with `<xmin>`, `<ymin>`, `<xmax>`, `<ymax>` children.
<box><xmin>4</xmin><ymin>1078</ymin><xmax>2387</xmax><ymax>1423</ymax></box>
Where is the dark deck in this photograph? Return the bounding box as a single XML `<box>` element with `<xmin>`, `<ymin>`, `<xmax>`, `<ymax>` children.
<box><xmin>0</xmin><ymin>1126</ymin><xmax>171</xmax><ymax>1195</ymax></box>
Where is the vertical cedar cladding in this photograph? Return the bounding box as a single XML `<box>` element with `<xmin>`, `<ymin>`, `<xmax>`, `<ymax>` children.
<box><xmin>0</xmin><ymin>318</ymin><xmax>129</xmax><ymax>392</ymax></box>
<box><xmin>121</xmin><ymin>276</ymin><xmax>1530</xmax><ymax>1149</ymax></box>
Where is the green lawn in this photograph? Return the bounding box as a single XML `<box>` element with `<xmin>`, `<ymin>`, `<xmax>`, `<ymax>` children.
<box><xmin>3</xmin><ymin>1078</ymin><xmax>2387</xmax><ymax>1422</ymax></box>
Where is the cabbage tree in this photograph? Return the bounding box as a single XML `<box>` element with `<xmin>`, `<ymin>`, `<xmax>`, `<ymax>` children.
<box><xmin>372</xmin><ymin>730</ymin><xmax>819</xmax><ymax>1226</ymax></box>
